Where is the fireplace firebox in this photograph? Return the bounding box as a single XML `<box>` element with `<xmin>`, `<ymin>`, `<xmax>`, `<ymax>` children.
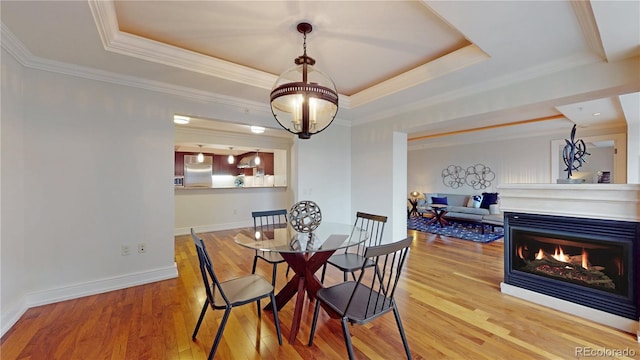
<box><xmin>504</xmin><ymin>212</ymin><xmax>639</xmax><ymax>320</ymax></box>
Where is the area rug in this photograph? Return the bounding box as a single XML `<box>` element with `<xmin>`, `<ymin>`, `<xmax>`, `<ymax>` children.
<box><xmin>407</xmin><ymin>216</ymin><xmax>503</xmax><ymax>243</ymax></box>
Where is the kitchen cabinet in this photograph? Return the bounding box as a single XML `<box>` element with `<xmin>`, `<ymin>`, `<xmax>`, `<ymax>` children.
<box><xmin>213</xmin><ymin>155</ymin><xmax>241</xmax><ymax>175</ymax></box>
<box><xmin>237</xmin><ymin>152</ymin><xmax>274</xmax><ymax>176</ymax></box>
<box><xmin>174</xmin><ymin>151</ymin><xmax>274</xmax><ymax>176</ymax></box>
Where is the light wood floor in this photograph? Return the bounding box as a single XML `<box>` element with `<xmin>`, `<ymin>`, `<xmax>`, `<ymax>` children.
<box><xmin>2</xmin><ymin>227</ymin><xmax>638</xmax><ymax>359</ymax></box>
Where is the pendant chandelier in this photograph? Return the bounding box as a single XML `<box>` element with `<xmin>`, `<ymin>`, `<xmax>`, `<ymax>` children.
<box><xmin>196</xmin><ymin>145</ymin><xmax>204</xmax><ymax>163</ymax></box>
<box><xmin>227</xmin><ymin>147</ymin><xmax>234</xmax><ymax>164</ymax></box>
<box><xmin>254</xmin><ymin>150</ymin><xmax>261</xmax><ymax>166</ymax></box>
<box><xmin>270</xmin><ymin>22</ymin><xmax>339</xmax><ymax>139</ymax></box>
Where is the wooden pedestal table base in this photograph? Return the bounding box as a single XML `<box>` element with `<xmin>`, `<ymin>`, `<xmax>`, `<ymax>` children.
<box><xmin>263</xmin><ymin>250</ymin><xmax>340</xmax><ymax>344</ymax></box>
<box><xmin>426</xmin><ymin>204</ymin><xmax>449</xmax><ymax>227</ymax></box>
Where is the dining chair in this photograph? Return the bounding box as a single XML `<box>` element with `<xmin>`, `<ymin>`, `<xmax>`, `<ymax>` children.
<box><xmin>251</xmin><ymin>209</ymin><xmax>290</xmax><ymax>286</ymax></box>
<box><xmin>320</xmin><ymin>211</ymin><xmax>387</xmax><ymax>283</ymax></box>
<box><xmin>190</xmin><ymin>229</ymin><xmax>282</xmax><ymax>359</ymax></box>
<box><xmin>308</xmin><ymin>236</ymin><xmax>413</xmax><ymax>359</ymax></box>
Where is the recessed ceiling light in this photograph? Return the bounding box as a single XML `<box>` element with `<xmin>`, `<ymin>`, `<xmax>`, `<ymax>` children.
<box><xmin>592</xmin><ymin>112</ymin><xmax>601</xmax><ymax>116</ymax></box>
<box><xmin>174</xmin><ymin>115</ymin><xmax>190</xmax><ymax>124</ymax></box>
<box><xmin>250</xmin><ymin>126</ymin><xmax>265</xmax><ymax>134</ymax></box>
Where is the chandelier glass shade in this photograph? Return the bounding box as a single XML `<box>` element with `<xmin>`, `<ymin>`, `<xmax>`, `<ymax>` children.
<box><xmin>270</xmin><ymin>23</ymin><xmax>338</xmax><ymax>139</ymax></box>
<box><xmin>197</xmin><ymin>145</ymin><xmax>204</xmax><ymax>163</ymax></box>
<box><xmin>227</xmin><ymin>147</ymin><xmax>234</xmax><ymax>164</ymax></box>
<box><xmin>254</xmin><ymin>150</ymin><xmax>261</xmax><ymax>166</ymax></box>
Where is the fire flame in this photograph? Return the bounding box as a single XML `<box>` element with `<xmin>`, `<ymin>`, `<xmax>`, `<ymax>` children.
<box><xmin>522</xmin><ymin>245</ymin><xmax>590</xmax><ymax>270</ymax></box>
<box><xmin>533</xmin><ymin>246</ymin><xmax>570</xmax><ymax>263</ymax></box>
<box><xmin>552</xmin><ymin>246</ymin><xmax>570</xmax><ymax>263</ymax></box>
<box><xmin>517</xmin><ymin>246</ymin><xmax>525</xmax><ymax>259</ymax></box>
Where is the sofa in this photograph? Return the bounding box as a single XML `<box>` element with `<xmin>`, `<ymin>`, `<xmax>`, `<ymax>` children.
<box><xmin>415</xmin><ymin>192</ymin><xmax>503</xmax><ymax>229</ymax></box>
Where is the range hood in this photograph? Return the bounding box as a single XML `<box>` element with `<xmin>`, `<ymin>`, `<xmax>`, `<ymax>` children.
<box><xmin>237</xmin><ymin>154</ymin><xmax>260</xmax><ymax>168</ymax></box>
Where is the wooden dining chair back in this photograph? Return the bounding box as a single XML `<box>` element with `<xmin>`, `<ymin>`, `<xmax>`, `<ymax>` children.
<box><xmin>309</xmin><ymin>236</ymin><xmax>413</xmax><ymax>360</ymax></box>
<box><xmin>190</xmin><ymin>229</ymin><xmax>282</xmax><ymax>359</ymax></box>
<box><xmin>321</xmin><ymin>211</ymin><xmax>387</xmax><ymax>282</ymax></box>
<box><xmin>251</xmin><ymin>209</ymin><xmax>289</xmax><ymax>286</ymax></box>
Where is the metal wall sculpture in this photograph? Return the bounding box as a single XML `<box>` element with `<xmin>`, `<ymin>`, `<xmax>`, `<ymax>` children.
<box><xmin>465</xmin><ymin>164</ymin><xmax>495</xmax><ymax>190</ymax></box>
<box><xmin>562</xmin><ymin>124</ymin><xmax>590</xmax><ymax>179</ymax></box>
<box><xmin>441</xmin><ymin>165</ymin><xmax>466</xmax><ymax>188</ymax></box>
<box><xmin>442</xmin><ymin>164</ymin><xmax>495</xmax><ymax>189</ymax></box>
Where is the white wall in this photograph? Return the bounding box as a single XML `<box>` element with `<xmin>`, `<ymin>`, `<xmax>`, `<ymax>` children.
<box><xmin>1</xmin><ymin>48</ymin><xmax>27</xmax><ymax>335</ymax></box>
<box><xmin>295</xmin><ymin>122</ymin><xmax>352</xmax><ymax>224</ymax></box>
<box><xmin>350</xmin><ymin>123</ymin><xmax>402</xmax><ymax>243</ymax></box>
<box><xmin>409</xmin><ymin>133</ymin><xmax>553</xmax><ymax>195</ymax></box>
<box><xmin>629</xmin><ymin>119</ymin><xmax>640</xmax><ymax>183</ymax></box>
<box><xmin>408</xmin><ymin>127</ymin><xmax>628</xmax><ymax>198</ymax></box>
<box><xmin>565</xmin><ymin>146</ymin><xmax>615</xmax><ymax>183</ymax></box>
<box><xmin>0</xmin><ymin>50</ymin><xmax>305</xmax><ymax>335</ymax></box>
<box><xmin>392</xmin><ymin>132</ymin><xmax>408</xmax><ymax>242</ymax></box>
<box><xmin>551</xmin><ymin>132</ymin><xmax>627</xmax><ymax>184</ymax></box>
<box><xmin>175</xmin><ymin>187</ymin><xmax>291</xmax><ymax>234</ymax></box>
<box><xmin>14</xmin><ymin>67</ymin><xmax>178</xmax><ymax>312</ymax></box>
<box><xmin>620</xmin><ymin>92</ymin><xmax>640</xmax><ymax>184</ymax></box>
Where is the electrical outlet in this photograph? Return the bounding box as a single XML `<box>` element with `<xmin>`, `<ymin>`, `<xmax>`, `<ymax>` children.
<box><xmin>121</xmin><ymin>245</ymin><xmax>131</xmax><ymax>256</ymax></box>
<box><xmin>138</xmin><ymin>243</ymin><xmax>146</xmax><ymax>253</ymax></box>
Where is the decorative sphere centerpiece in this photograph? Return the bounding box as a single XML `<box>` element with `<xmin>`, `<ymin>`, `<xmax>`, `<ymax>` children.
<box><xmin>288</xmin><ymin>200</ymin><xmax>322</xmax><ymax>233</ymax></box>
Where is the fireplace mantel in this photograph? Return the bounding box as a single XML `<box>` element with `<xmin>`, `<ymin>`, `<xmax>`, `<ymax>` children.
<box><xmin>497</xmin><ymin>184</ymin><xmax>640</xmax><ymax>222</ymax></box>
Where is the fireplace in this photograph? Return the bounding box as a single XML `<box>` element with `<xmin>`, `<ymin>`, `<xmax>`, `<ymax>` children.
<box><xmin>504</xmin><ymin>212</ymin><xmax>639</xmax><ymax>320</ymax></box>
<box><xmin>498</xmin><ymin>184</ymin><xmax>640</xmax><ymax>335</ymax></box>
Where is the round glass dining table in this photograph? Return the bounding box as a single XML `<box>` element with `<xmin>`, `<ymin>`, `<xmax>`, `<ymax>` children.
<box><xmin>234</xmin><ymin>222</ymin><xmax>369</xmax><ymax>344</ymax></box>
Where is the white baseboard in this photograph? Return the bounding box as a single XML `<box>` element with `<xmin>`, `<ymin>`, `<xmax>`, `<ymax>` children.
<box><xmin>175</xmin><ymin>220</ymin><xmax>252</xmax><ymax>236</ymax></box>
<box><xmin>1</xmin><ymin>263</ymin><xmax>178</xmax><ymax>338</ymax></box>
<box><xmin>1</xmin><ymin>301</ymin><xmax>30</xmax><ymax>339</ymax></box>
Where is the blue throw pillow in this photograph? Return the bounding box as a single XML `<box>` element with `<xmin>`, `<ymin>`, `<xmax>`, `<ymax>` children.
<box><xmin>480</xmin><ymin>192</ymin><xmax>499</xmax><ymax>209</ymax></box>
<box><xmin>431</xmin><ymin>196</ymin><xmax>448</xmax><ymax>205</ymax></box>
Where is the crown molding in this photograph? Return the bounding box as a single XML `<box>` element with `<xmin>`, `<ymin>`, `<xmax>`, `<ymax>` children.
<box><xmin>1</xmin><ymin>17</ymin><xmax>602</xmax><ymax>132</ymax></box>
<box><xmin>2</xmin><ymin>25</ymin><xmax>357</xmax><ymax>133</ymax></box>
<box><xmin>87</xmin><ymin>0</ymin><xmax>119</xmax><ymax>49</ymax></box>
<box><xmin>2</xmin><ymin>22</ymin><xmax>356</xmax><ymax>130</ymax></box>
<box><xmin>85</xmin><ymin>0</ymin><xmax>495</xmax><ymax>112</ymax></box>
<box><xmin>88</xmin><ymin>0</ymin><xmax>276</xmax><ymax>90</ymax></box>
<box><xmin>3</xmin><ymin>4</ymin><xmax>606</xmax><ymax>132</ymax></box>
<box><xmin>570</xmin><ymin>0</ymin><xmax>607</xmax><ymax>61</ymax></box>
<box><xmin>1</xmin><ymin>22</ymin><xmax>272</xmax><ymax>117</ymax></box>
<box><xmin>349</xmin><ymin>44</ymin><xmax>490</xmax><ymax>108</ymax></box>
<box><xmin>86</xmin><ymin>0</ymin><xmax>364</xmax><ymax>113</ymax></box>
<box><xmin>1</xmin><ymin>23</ymin><xmax>31</xmax><ymax>64</ymax></box>
<box><xmin>352</xmin><ymin>50</ymin><xmax>603</xmax><ymax>126</ymax></box>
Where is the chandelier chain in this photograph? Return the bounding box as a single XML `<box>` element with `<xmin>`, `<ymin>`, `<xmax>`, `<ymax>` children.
<box><xmin>303</xmin><ymin>31</ymin><xmax>307</xmax><ymax>56</ymax></box>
